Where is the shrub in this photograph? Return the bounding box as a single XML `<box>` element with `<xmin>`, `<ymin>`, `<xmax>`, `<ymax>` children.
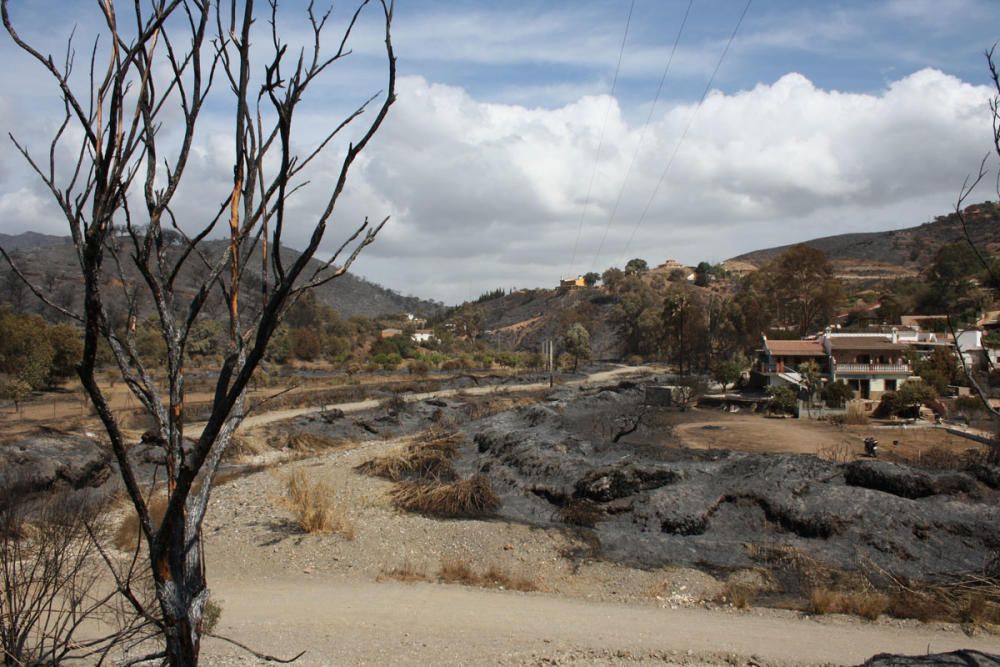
<box><xmin>408</xmin><ymin>360</ymin><xmax>431</xmax><ymax>376</ymax></box>
<box><xmin>3</xmin><ymin>489</ymin><xmax>147</xmax><ymax>664</ymax></box>
<box><xmin>766</xmin><ymin>385</ymin><xmax>797</xmax><ymax>415</ymax></box>
<box><xmin>390</xmin><ymin>476</ymin><xmax>500</xmax><ymax>518</ymax></box>
<box><xmin>822</xmin><ymin>381</ymin><xmax>853</xmax><ymax>408</ymax></box>
<box><xmin>203</xmin><ymin>597</ymin><xmax>223</xmax><ymax>634</ymax></box>
<box><xmin>280</xmin><ymin>470</ymin><xmax>353</xmax><ymax>538</ymax></box>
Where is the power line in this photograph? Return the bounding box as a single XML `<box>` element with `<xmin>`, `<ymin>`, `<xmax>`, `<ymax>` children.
<box><xmin>568</xmin><ymin>0</ymin><xmax>635</xmax><ymax>272</ymax></box>
<box><xmin>617</xmin><ymin>0</ymin><xmax>752</xmax><ymax>266</ymax></box>
<box><xmin>590</xmin><ymin>0</ymin><xmax>694</xmax><ymax>272</ymax></box>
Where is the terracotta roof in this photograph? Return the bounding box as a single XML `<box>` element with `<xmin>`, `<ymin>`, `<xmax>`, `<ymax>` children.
<box><xmin>765</xmin><ymin>340</ymin><xmax>825</xmax><ymax>356</ymax></box>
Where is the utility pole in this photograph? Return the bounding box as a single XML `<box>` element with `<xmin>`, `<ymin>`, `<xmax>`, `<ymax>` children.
<box><xmin>546</xmin><ymin>339</ymin><xmax>554</xmax><ymax>387</ymax></box>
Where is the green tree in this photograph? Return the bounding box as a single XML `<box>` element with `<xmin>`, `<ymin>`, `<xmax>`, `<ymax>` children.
<box><xmin>766</xmin><ymin>385</ymin><xmax>798</xmax><ymax>415</ymax></box>
<box><xmin>601</xmin><ymin>267</ymin><xmax>625</xmax><ymax>292</ymax></box>
<box><xmin>610</xmin><ymin>275</ymin><xmax>659</xmax><ymax>356</ymax></box>
<box><xmin>694</xmin><ymin>261</ymin><xmax>712</xmax><ymax>287</ymax></box>
<box><xmin>0</xmin><ymin>308</ymin><xmax>55</xmax><ymax>390</ymax></box>
<box><xmin>878</xmin><ymin>379</ymin><xmax>937</xmax><ymax>417</ymax></box>
<box><xmin>563</xmin><ymin>323</ymin><xmax>591</xmax><ymax>372</ymax></box>
<box><xmin>755</xmin><ymin>245</ymin><xmax>843</xmax><ymax>336</ymax></box>
<box><xmin>582</xmin><ymin>271</ymin><xmax>600</xmax><ymax>287</ymax></box>
<box><xmin>624</xmin><ymin>258</ymin><xmax>649</xmax><ymax>275</ymax></box>
<box><xmin>712</xmin><ymin>358</ymin><xmax>744</xmax><ymax>391</ymax></box>
<box><xmin>45</xmin><ymin>323</ymin><xmax>83</xmax><ymax>385</ymax></box>
<box><xmin>0</xmin><ymin>376</ymin><xmax>32</xmax><ymax>411</ymax></box>
<box><xmin>821</xmin><ymin>381</ymin><xmax>853</xmax><ymax>408</ymax></box>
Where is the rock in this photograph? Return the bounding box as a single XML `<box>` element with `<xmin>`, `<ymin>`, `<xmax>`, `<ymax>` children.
<box><xmin>0</xmin><ymin>432</ymin><xmax>110</xmax><ymax>496</ymax></box>
<box><xmin>844</xmin><ymin>460</ymin><xmax>978</xmax><ymax>498</ymax></box>
<box><xmin>844</xmin><ymin>460</ymin><xmax>937</xmax><ymax>499</ymax></box>
<box><xmin>860</xmin><ymin>649</ymin><xmax>1000</xmax><ymax>666</ymax></box>
<box><xmin>968</xmin><ymin>463</ymin><xmax>1000</xmax><ymax>489</ymax></box>
<box><xmin>574</xmin><ymin>463</ymin><xmax>679</xmax><ymax>502</ymax></box>
<box><xmin>321</xmin><ymin>408</ymin><xmax>345</xmax><ymax>423</ymax></box>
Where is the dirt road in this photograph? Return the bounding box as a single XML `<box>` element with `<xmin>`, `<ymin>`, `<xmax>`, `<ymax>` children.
<box><xmin>193</xmin><ymin>365</ymin><xmax>661</xmax><ymax>435</ymax></box>
<box><xmin>203</xmin><ymin>576</ymin><xmax>1000</xmax><ymax>665</ymax></box>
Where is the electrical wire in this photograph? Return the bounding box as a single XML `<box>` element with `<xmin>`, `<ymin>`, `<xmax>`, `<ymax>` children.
<box><xmin>590</xmin><ymin>0</ymin><xmax>694</xmax><ymax>272</ymax></box>
<box><xmin>617</xmin><ymin>0</ymin><xmax>752</xmax><ymax>266</ymax></box>
<box><xmin>567</xmin><ymin>0</ymin><xmax>635</xmax><ymax>272</ymax></box>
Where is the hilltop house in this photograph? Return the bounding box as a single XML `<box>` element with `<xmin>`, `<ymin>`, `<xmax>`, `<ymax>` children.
<box><xmin>560</xmin><ymin>276</ymin><xmax>585</xmax><ymax>288</ymax></box>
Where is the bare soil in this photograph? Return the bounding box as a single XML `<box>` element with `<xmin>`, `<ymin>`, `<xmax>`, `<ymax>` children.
<box><xmin>188</xmin><ymin>374</ymin><xmax>1000</xmax><ymax>666</ymax></box>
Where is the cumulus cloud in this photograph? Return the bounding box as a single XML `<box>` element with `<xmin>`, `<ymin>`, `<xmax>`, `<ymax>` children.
<box><xmin>342</xmin><ymin>69</ymin><xmax>993</xmax><ymax>302</ymax></box>
<box><xmin>0</xmin><ymin>67</ymin><xmax>993</xmax><ymax>305</ymax></box>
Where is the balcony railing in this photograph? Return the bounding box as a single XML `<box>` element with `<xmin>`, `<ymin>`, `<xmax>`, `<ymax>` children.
<box><xmin>834</xmin><ymin>363</ymin><xmax>911</xmax><ymax>376</ymax></box>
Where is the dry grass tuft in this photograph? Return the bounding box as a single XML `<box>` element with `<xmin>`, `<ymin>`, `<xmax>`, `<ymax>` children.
<box><xmin>279</xmin><ymin>469</ymin><xmax>354</xmax><ymax>538</ymax></box>
<box><xmin>844</xmin><ymin>402</ymin><xmax>869</xmax><ymax>425</ymax></box>
<box><xmin>809</xmin><ymin>588</ymin><xmax>887</xmax><ymax>620</ymax></box>
<box><xmin>356</xmin><ymin>429</ymin><xmax>461</xmax><ymax>482</ymax></box>
<box><xmin>390</xmin><ymin>476</ymin><xmax>500</xmax><ymax>518</ymax></box>
<box><xmin>287</xmin><ymin>432</ymin><xmax>350</xmax><ymax>453</ymax></box>
<box><xmin>557</xmin><ymin>499</ymin><xmax>604</xmax><ymax>527</ymax></box>
<box><xmin>115</xmin><ymin>494</ymin><xmax>168</xmax><ymax>551</ymax></box>
<box><xmin>437</xmin><ymin>558</ymin><xmax>538</xmax><ymax>591</ymax></box>
<box><xmin>222</xmin><ymin>433</ymin><xmax>269</xmax><ymax>461</ymax></box>
<box><xmin>438</xmin><ymin>557</ymin><xmax>478</xmax><ymax>585</ymax></box>
<box><xmin>377</xmin><ymin>561</ymin><xmax>432</xmax><ymax>584</ymax></box>
<box><xmin>720</xmin><ymin>583</ymin><xmax>757</xmax><ymax>610</ymax></box>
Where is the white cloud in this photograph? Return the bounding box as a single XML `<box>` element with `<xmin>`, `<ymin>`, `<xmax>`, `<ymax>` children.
<box><xmin>315</xmin><ymin>69</ymin><xmax>990</xmax><ymax>302</ymax></box>
<box><xmin>0</xmin><ymin>66</ymin><xmax>993</xmax><ymax>305</ymax></box>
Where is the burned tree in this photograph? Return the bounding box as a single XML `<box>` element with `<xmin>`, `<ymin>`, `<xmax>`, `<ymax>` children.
<box><xmin>1</xmin><ymin>0</ymin><xmax>396</xmax><ymax>664</ymax></box>
<box><xmin>951</xmin><ymin>45</ymin><xmax>1000</xmax><ymax>464</ymax></box>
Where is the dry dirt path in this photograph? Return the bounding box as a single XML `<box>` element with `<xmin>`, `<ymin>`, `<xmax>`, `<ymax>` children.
<box><xmin>191</xmin><ymin>365</ymin><xmax>662</xmax><ymax>436</ymax></box>
<box><xmin>203</xmin><ymin>576</ymin><xmax>1000</xmax><ymax>666</ymax></box>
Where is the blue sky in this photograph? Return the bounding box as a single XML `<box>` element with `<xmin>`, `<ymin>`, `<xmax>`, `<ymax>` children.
<box><xmin>2</xmin><ymin>0</ymin><xmax>1000</xmax><ymax>303</ymax></box>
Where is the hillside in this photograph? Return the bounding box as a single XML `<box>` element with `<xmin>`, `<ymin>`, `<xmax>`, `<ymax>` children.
<box><xmin>0</xmin><ymin>233</ymin><xmax>440</xmax><ymax>319</ymax></box>
<box><xmin>732</xmin><ymin>201</ymin><xmax>1000</xmax><ymax>269</ymax></box>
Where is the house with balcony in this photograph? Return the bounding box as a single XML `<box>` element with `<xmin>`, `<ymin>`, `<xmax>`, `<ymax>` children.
<box><xmin>756</xmin><ymin>331</ymin><xmax>914</xmax><ymax>399</ymax></box>
<box><xmin>824</xmin><ymin>334</ymin><xmax>912</xmax><ymax>399</ymax></box>
<box><xmin>756</xmin><ymin>338</ymin><xmax>828</xmax><ymax>390</ymax></box>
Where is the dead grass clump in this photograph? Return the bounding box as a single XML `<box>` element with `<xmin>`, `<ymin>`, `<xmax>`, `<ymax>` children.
<box><xmin>287</xmin><ymin>432</ymin><xmax>349</xmax><ymax>453</ymax></box>
<box><xmin>886</xmin><ymin>589</ymin><xmax>950</xmax><ymax>622</ymax></box>
<box><xmin>817</xmin><ymin>442</ymin><xmax>854</xmax><ymax>463</ymax></box>
<box><xmin>809</xmin><ymin>588</ymin><xmax>840</xmax><ymax>615</ymax></box>
<box><xmin>844</xmin><ymin>402</ymin><xmax>868</xmax><ymax>425</ymax></box>
<box><xmin>720</xmin><ymin>583</ymin><xmax>757</xmax><ymax>609</ymax></box>
<box><xmin>390</xmin><ymin>476</ymin><xmax>500</xmax><ymax>518</ymax></box>
<box><xmin>356</xmin><ymin>429</ymin><xmax>461</xmax><ymax>482</ymax></box>
<box><xmin>437</xmin><ymin>558</ymin><xmax>538</xmax><ymax>591</ymax></box>
<box><xmin>279</xmin><ymin>469</ymin><xmax>354</xmax><ymax>538</ymax></box>
<box><xmin>222</xmin><ymin>433</ymin><xmax>269</xmax><ymax>461</ymax></box>
<box><xmin>438</xmin><ymin>557</ymin><xmax>478</xmax><ymax>585</ymax></box>
<box><xmin>115</xmin><ymin>494</ymin><xmax>168</xmax><ymax>551</ymax></box>
<box><xmin>480</xmin><ymin>565</ymin><xmax>539</xmax><ymax>592</ymax></box>
<box><xmin>557</xmin><ymin>499</ymin><xmax>604</xmax><ymax>527</ymax></box>
<box><xmin>847</xmin><ymin>592</ymin><xmax>889</xmax><ymax>620</ymax></box>
<box><xmin>377</xmin><ymin>561</ymin><xmax>432</xmax><ymax>584</ymax></box>
<box><xmin>463</xmin><ymin>393</ymin><xmax>545</xmax><ymax>421</ymax></box>
<box><xmin>809</xmin><ymin>588</ymin><xmax>888</xmax><ymax>620</ymax></box>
